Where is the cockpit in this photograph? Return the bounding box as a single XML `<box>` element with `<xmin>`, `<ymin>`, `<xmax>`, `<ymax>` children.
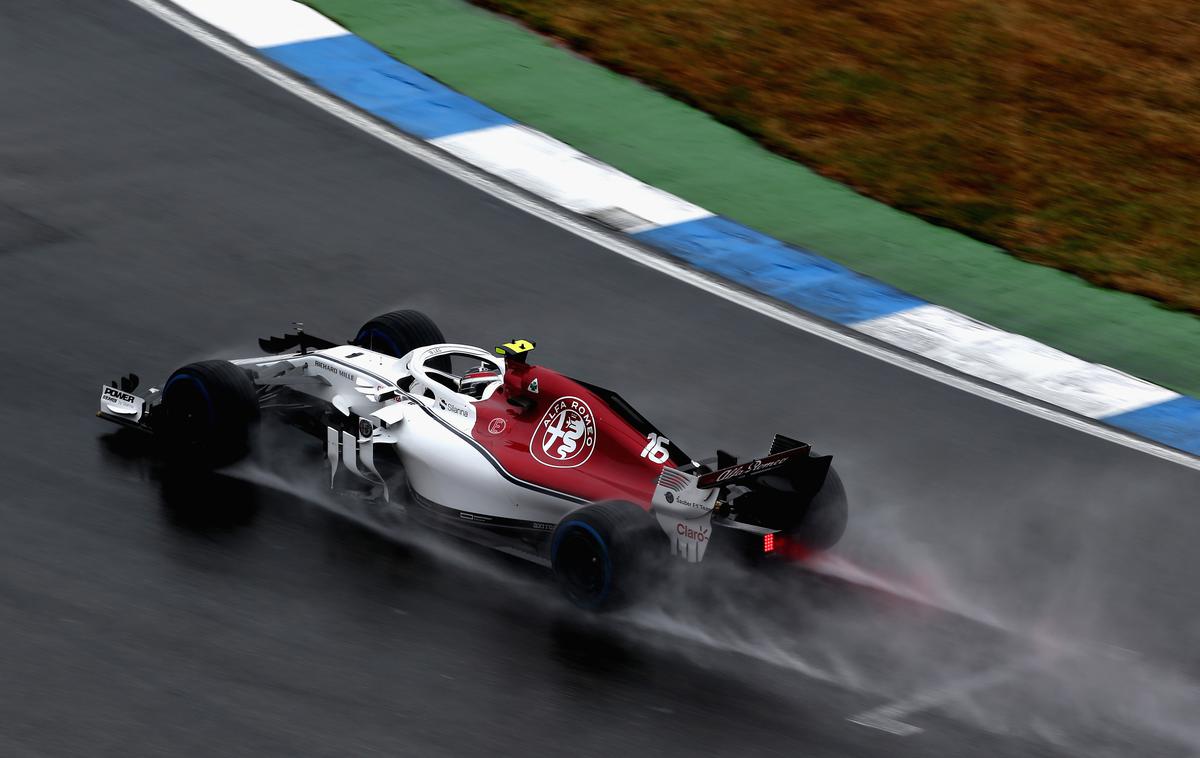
<box><xmin>405</xmin><ymin>344</ymin><xmax>505</xmax><ymax>403</ymax></box>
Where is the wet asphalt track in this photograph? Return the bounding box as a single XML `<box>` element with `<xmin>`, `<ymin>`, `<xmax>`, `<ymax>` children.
<box><xmin>3</xmin><ymin>1</ymin><xmax>1200</xmax><ymax>756</ymax></box>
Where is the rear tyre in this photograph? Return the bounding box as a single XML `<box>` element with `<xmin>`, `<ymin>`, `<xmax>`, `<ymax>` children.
<box><xmin>791</xmin><ymin>466</ymin><xmax>848</xmax><ymax>550</ymax></box>
<box><xmin>157</xmin><ymin>360</ymin><xmax>260</xmax><ymax>468</ymax></box>
<box><xmin>550</xmin><ymin>500</ymin><xmax>667</xmax><ymax>611</ymax></box>
<box><xmin>352</xmin><ymin>310</ymin><xmax>446</xmax><ymax>358</ymax></box>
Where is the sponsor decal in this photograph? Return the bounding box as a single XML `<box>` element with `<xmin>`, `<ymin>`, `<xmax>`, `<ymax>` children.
<box><xmin>713</xmin><ymin>459</ymin><xmax>784</xmax><ymax>482</ymax></box>
<box><xmin>527</xmin><ymin>378</ymin><xmax>539</xmax><ymax>394</ymax></box>
<box><xmin>530</xmin><ymin>396</ymin><xmax>596</xmax><ymax>468</ymax></box>
<box><xmin>676</xmin><ymin>522</ymin><xmax>709</xmax><ymax>543</ymax></box>
<box><xmin>696</xmin><ymin>446</ymin><xmax>811</xmax><ymax>488</ymax></box>
<box><xmin>457</xmin><ymin>511</ymin><xmax>552</xmax><ymax>532</ymax></box>
<box><xmin>438</xmin><ymin>399</ymin><xmax>470</xmax><ymax>418</ymax></box>
<box><xmin>656</xmin><ymin>468</ymin><xmax>713</xmax><ymax>512</ymax></box>
<box><xmin>671</xmin><ymin>491</ymin><xmax>713</xmax><ymax>512</ymax></box>
<box><xmin>487</xmin><ymin>417</ymin><xmax>507</xmax><ymax>435</ymax></box>
<box><xmin>101</xmin><ymin>385</ymin><xmax>142</xmax><ymax>418</ymax></box>
<box><xmin>102</xmin><ymin>386</ymin><xmax>137</xmax><ymax>405</ymax></box>
<box><xmin>314</xmin><ymin>359</ymin><xmax>356</xmax><ymax>381</ymax></box>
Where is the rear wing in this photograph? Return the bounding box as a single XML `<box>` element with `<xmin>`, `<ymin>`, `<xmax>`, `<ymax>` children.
<box><xmin>697</xmin><ymin>434</ymin><xmax>829</xmax><ymax>494</ymax></box>
<box><xmin>653</xmin><ymin>434</ymin><xmax>835</xmax><ymax>563</ymax></box>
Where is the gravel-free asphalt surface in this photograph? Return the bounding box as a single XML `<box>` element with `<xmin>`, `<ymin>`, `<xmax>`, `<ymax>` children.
<box><xmin>3</xmin><ymin>1</ymin><xmax>1199</xmax><ymax>756</ymax></box>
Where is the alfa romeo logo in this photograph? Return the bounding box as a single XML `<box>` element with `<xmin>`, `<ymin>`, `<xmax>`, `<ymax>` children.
<box><xmin>530</xmin><ymin>396</ymin><xmax>596</xmax><ymax>468</ymax></box>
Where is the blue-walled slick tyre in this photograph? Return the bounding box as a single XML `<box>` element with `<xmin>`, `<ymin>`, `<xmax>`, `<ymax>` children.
<box><xmin>352</xmin><ymin>310</ymin><xmax>445</xmax><ymax>358</ymax></box>
<box><xmin>158</xmin><ymin>360</ymin><xmax>260</xmax><ymax>468</ymax></box>
<box><xmin>352</xmin><ymin>309</ymin><xmax>450</xmax><ymax>373</ymax></box>
<box><xmin>551</xmin><ymin>500</ymin><xmax>666</xmax><ymax>611</ymax></box>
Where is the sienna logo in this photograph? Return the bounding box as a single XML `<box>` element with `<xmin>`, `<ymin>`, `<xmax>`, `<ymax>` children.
<box><xmin>530</xmin><ymin>396</ymin><xmax>596</xmax><ymax>468</ymax></box>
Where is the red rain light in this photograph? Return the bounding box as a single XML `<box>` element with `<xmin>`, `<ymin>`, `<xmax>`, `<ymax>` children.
<box><xmin>762</xmin><ymin>533</ymin><xmax>776</xmax><ymax>553</ymax></box>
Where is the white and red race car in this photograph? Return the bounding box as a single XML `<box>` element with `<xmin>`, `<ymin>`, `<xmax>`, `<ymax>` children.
<box><xmin>97</xmin><ymin>310</ymin><xmax>847</xmax><ymax>609</ymax></box>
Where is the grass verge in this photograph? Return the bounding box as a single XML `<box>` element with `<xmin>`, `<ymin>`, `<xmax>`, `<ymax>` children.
<box><xmin>473</xmin><ymin>0</ymin><xmax>1200</xmax><ymax>312</ymax></box>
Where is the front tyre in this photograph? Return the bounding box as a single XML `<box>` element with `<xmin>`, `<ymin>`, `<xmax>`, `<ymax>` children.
<box><xmin>352</xmin><ymin>310</ymin><xmax>445</xmax><ymax>358</ymax></box>
<box><xmin>157</xmin><ymin>360</ymin><xmax>260</xmax><ymax>468</ymax></box>
<box><xmin>550</xmin><ymin>500</ymin><xmax>666</xmax><ymax>611</ymax></box>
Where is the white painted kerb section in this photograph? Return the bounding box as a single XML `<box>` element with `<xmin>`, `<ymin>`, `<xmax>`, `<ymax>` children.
<box><xmin>856</xmin><ymin>305</ymin><xmax>1180</xmax><ymax>419</ymax></box>
<box><xmin>433</xmin><ymin>125</ymin><xmax>712</xmax><ymax>233</ymax></box>
<box><xmin>172</xmin><ymin>0</ymin><xmax>347</xmax><ymax>47</ymax></box>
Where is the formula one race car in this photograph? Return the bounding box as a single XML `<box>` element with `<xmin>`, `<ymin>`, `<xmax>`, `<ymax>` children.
<box><xmin>97</xmin><ymin>310</ymin><xmax>847</xmax><ymax>609</ymax></box>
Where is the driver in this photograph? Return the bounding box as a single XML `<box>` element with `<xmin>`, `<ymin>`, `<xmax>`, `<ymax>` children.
<box><xmin>458</xmin><ymin>364</ymin><xmax>501</xmax><ymax>400</ymax></box>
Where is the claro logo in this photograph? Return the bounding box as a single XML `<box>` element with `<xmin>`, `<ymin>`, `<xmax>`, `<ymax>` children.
<box><xmin>676</xmin><ymin>522</ymin><xmax>709</xmax><ymax>542</ymax></box>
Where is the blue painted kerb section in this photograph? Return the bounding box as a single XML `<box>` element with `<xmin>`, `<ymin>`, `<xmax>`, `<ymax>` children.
<box><xmin>636</xmin><ymin>216</ymin><xmax>924</xmax><ymax>324</ymax></box>
<box><xmin>264</xmin><ymin>36</ymin><xmax>512</xmax><ymax>139</ymax></box>
<box><xmin>262</xmin><ymin>30</ymin><xmax>1199</xmax><ymax>460</ymax></box>
<box><xmin>1105</xmin><ymin>397</ymin><xmax>1200</xmax><ymax>456</ymax></box>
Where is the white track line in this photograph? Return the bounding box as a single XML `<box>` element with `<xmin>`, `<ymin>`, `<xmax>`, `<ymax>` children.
<box><xmin>849</xmin><ymin>652</ymin><xmax>1060</xmax><ymax>736</ymax></box>
<box><xmin>127</xmin><ymin>0</ymin><xmax>1200</xmax><ymax>473</ymax></box>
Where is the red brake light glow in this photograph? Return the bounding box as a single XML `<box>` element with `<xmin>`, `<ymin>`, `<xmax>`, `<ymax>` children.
<box><xmin>762</xmin><ymin>533</ymin><xmax>776</xmax><ymax>553</ymax></box>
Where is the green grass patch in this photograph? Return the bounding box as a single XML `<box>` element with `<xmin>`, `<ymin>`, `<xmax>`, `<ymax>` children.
<box><xmin>472</xmin><ymin>0</ymin><xmax>1200</xmax><ymax>313</ymax></box>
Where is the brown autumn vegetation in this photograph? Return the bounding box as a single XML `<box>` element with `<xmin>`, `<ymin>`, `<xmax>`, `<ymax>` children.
<box><xmin>473</xmin><ymin>0</ymin><xmax>1200</xmax><ymax>312</ymax></box>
